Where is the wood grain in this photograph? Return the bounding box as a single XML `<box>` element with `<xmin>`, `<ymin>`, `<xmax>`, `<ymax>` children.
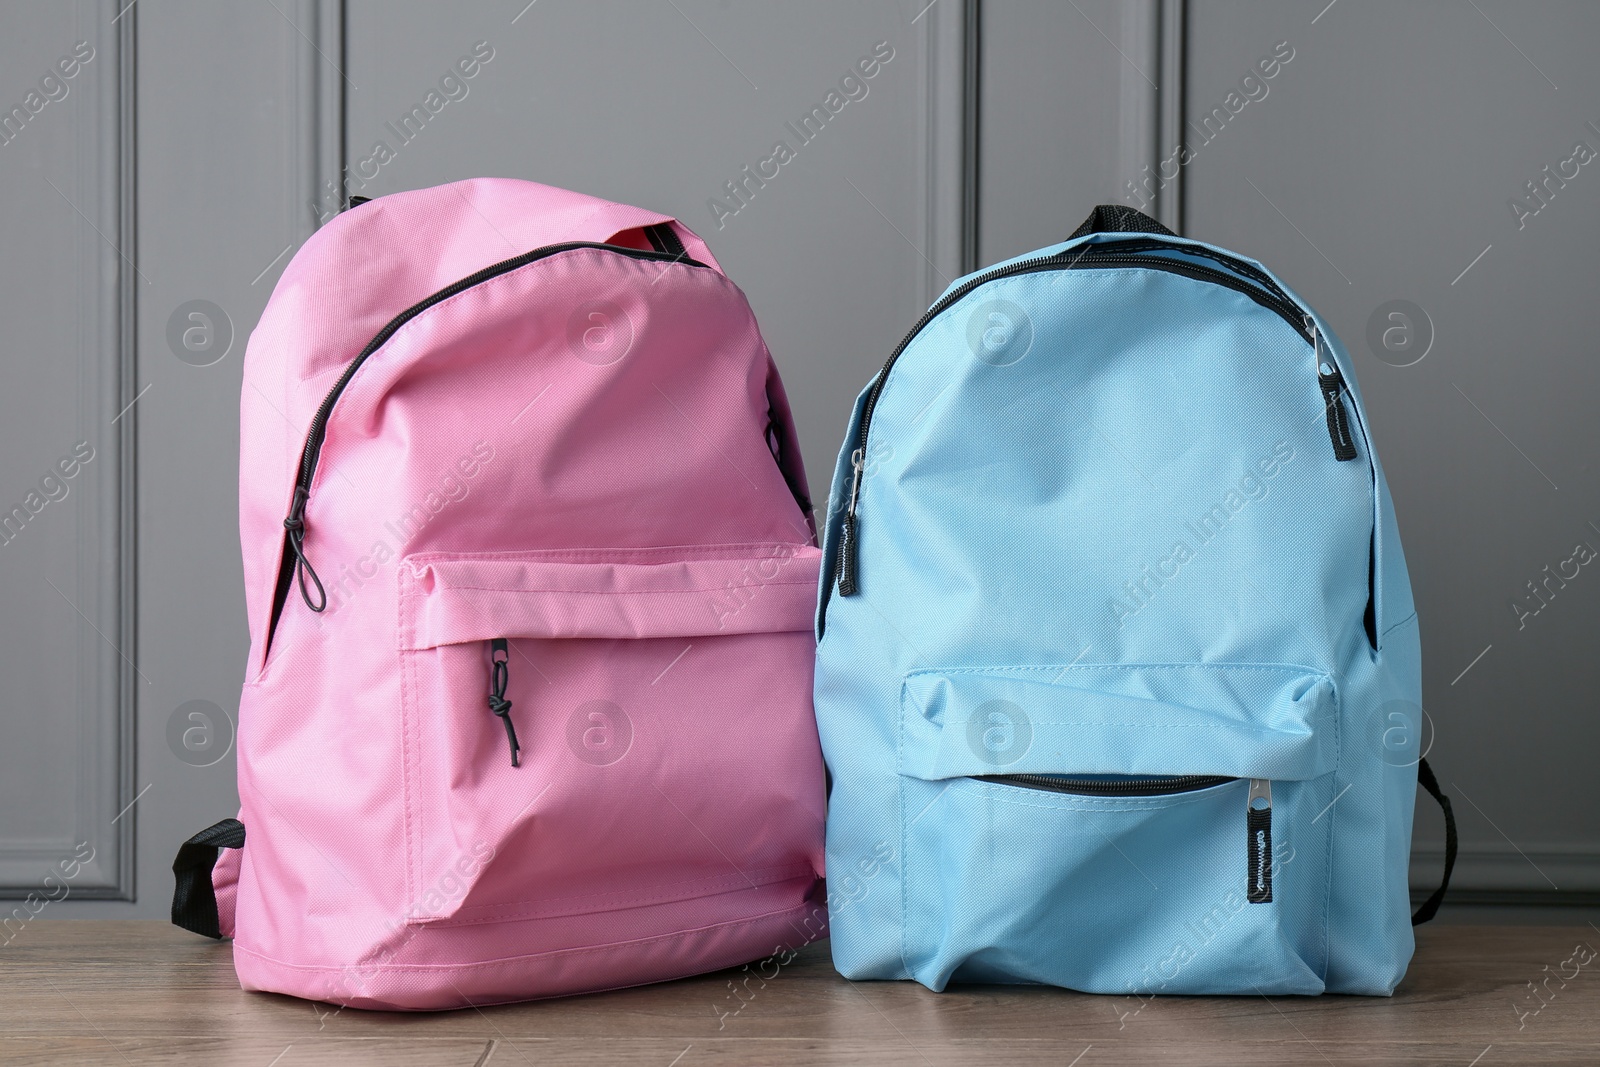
<box><xmin>1</xmin><ymin>922</ymin><xmax>1596</xmax><ymax>1065</ymax></box>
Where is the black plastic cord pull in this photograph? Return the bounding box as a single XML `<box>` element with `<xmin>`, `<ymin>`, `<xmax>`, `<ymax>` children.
<box><xmin>488</xmin><ymin>638</ymin><xmax>520</xmax><ymax>767</ymax></box>
<box><xmin>1318</xmin><ymin>369</ymin><xmax>1358</xmax><ymax>461</ymax></box>
<box><xmin>283</xmin><ymin>486</ymin><xmax>327</xmax><ymax>612</ymax></box>
<box><xmin>1305</xmin><ymin>317</ymin><xmax>1358</xmax><ymax>463</ymax></box>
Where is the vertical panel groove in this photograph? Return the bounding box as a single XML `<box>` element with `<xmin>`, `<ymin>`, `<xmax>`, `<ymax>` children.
<box><xmin>299</xmin><ymin>0</ymin><xmax>347</xmax><ymax>232</ymax></box>
<box><xmin>1157</xmin><ymin>0</ymin><xmax>1186</xmax><ymax>232</ymax></box>
<box><xmin>0</xmin><ymin>0</ymin><xmax>140</xmax><ymax>900</ymax></box>
<box><xmin>918</xmin><ymin>0</ymin><xmax>974</xmax><ymax>303</ymax></box>
<box><xmin>962</xmin><ymin>0</ymin><xmax>981</xmax><ymax>276</ymax></box>
<box><xmin>114</xmin><ymin>0</ymin><xmax>138</xmax><ymax>901</ymax></box>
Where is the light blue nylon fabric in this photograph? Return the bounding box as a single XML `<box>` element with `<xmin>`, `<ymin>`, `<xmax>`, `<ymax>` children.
<box><xmin>814</xmin><ymin>228</ymin><xmax>1422</xmax><ymax>996</ymax></box>
<box><xmin>899</xmin><ymin>665</ymin><xmax>1338</xmax><ymax>782</ymax></box>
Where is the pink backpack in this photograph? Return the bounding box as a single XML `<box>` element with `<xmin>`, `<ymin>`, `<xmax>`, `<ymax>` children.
<box><xmin>171</xmin><ymin>178</ymin><xmax>827</xmax><ymax>1010</ymax></box>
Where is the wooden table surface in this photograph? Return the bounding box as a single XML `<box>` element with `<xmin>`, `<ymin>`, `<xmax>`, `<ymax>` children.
<box><xmin>1</xmin><ymin>922</ymin><xmax>1597</xmax><ymax>1065</ymax></box>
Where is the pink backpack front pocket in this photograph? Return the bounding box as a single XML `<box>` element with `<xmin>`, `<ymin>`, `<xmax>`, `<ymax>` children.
<box><xmin>395</xmin><ymin>544</ymin><xmax>825</xmax><ymax>940</ymax></box>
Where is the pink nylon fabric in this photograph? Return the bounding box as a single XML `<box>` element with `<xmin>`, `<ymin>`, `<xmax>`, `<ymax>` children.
<box><xmin>230</xmin><ymin>178</ymin><xmax>825</xmax><ymax>1010</ymax></box>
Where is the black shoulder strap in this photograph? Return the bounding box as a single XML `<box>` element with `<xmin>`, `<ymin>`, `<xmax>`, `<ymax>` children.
<box><xmin>171</xmin><ymin>818</ymin><xmax>245</xmax><ymax>939</ymax></box>
<box><xmin>1069</xmin><ymin>204</ymin><xmax>1176</xmax><ymax>240</ymax></box>
<box><xmin>1411</xmin><ymin>758</ymin><xmax>1456</xmax><ymax>925</ymax></box>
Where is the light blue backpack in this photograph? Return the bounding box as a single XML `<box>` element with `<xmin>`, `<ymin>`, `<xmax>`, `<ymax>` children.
<box><xmin>813</xmin><ymin>205</ymin><xmax>1455</xmax><ymax>996</ymax></box>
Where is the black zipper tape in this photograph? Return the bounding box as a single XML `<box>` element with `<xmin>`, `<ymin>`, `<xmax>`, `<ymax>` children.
<box><xmin>643</xmin><ymin>222</ymin><xmax>687</xmax><ymax>259</ymax></box>
<box><xmin>833</xmin><ymin>238</ymin><xmax>1358</xmax><ymax>597</ymax></box>
<box><xmin>973</xmin><ymin>773</ymin><xmax>1235</xmax><ymax>797</ymax></box>
<box><xmin>262</xmin><ymin>242</ymin><xmax>708</xmax><ymax>654</ymax></box>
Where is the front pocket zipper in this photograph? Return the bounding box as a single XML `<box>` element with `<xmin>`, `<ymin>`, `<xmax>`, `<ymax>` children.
<box><xmin>975</xmin><ymin>773</ymin><xmax>1275</xmax><ymax>904</ymax></box>
<box><xmin>973</xmin><ymin>773</ymin><xmax>1235</xmax><ymax>796</ymax></box>
<box><xmin>264</xmin><ymin>238</ymin><xmax>709</xmax><ymax>652</ymax></box>
<box><xmin>486</xmin><ymin>637</ymin><xmax>520</xmax><ymax>767</ymax></box>
<box><xmin>395</xmin><ymin>548</ymin><xmax>824</xmax><ymax>927</ymax></box>
<box><xmin>834</xmin><ymin>238</ymin><xmax>1359</xmax><ymax>597</ymax></box>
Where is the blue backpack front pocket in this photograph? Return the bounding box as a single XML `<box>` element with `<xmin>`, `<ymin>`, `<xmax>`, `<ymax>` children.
<box><xmin>897</xmin><ymin>663</ymin><xmax>1337</xmax><ymax>994</ymax></box>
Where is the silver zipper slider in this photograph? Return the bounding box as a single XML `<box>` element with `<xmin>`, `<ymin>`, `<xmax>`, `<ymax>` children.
<box><xmin>836</xmin><ymin>450</ymin><xmax>866</xmax><ymax>596</ymax></box>
<box><xmin>1303</xmin><ymin>314</ymin><xmax>1325</xmax><ymax>372</ymax></box>
<box><xmin>847</xmin><ymin>448</ymin><xmax>865</xmax><ymax>518</ymax></box>
<box><xmin>1248</xmin><ymin>777</ymin><xmax>1272</xmax><ymax>812</ymax></box>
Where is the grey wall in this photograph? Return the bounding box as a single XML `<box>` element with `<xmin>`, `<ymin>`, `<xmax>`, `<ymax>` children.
<box><xmin>1</xmin><ymin>0</ymin><xmax>342</xmax><ymax>921</ymax></box>
<box><xmin>1188</xmin><ymin>0</ymin><xmax>1600</xmax><ymax>901</ymax></box>
<box><xmin>339</xmin><ymin>0</ymin><xmax>968</xmax><ymax>505</ymax></box>
<box><xmin>0</xmin><ymin>1</ymin><xmax>134</xmax><ymax>906</ymax></box>
<box><xmin>980</xmin><ymin>0</ymin><xmax>1600</xmax><ymax>902</ymax></box>
<box><xmin>4</xmin><ymin>0</ymin><xmax>968</xmax><ymax>920</ymax></box>
<box><xmin>5</xmin><ymin>0</ymin><xmax>1595</xmax><ymax>919</ymax></box>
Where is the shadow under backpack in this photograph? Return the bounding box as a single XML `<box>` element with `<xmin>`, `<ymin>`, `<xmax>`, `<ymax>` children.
<box><xmin>813</xmin><ymin>204</ymin><xmax>1457</xmax><ymax>996</ymax></box>
<box><xmin>169</xmin><ymin>178</ymin><xmax>828</xmax><ymax>1010</ymax></box>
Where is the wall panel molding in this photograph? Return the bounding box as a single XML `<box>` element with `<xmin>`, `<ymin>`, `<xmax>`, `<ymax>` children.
<box><xmin>1155</xmin><ymin>0</ymin><xmax>1185</xmax><ymax>232</ymax></box>
<box><xmin>1116</xmin><ymin>0</ymin><xmax>1185</xmax><ymax>233</ymax></box>
<box><xmin>1414</xmin><ymin>846</ymin><xmax>1600</xmax><ymax>898</ymax></box>
<box><xmin>0</xmin><ymin>0</ymin><xmax>137</xmax><ymax>900</ymax></box>
<box><xmin>298</xmin><ymin>0</ymin><xmax>346</xmax><ymax>233</ymax></box>
<box><xmin>109</xmin><ymin>0</ymin><xmax>138</xmax><ymax>902</ymax></box>
<box><xmin>916</xmin><ymin>0</ymin><xmax>975</xmax><ymax>301</ymax></box>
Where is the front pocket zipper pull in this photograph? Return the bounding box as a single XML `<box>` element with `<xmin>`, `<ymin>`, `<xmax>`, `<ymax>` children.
<box><xmin>1246</xmin><ymin>778</ymin><xmax>1273</xmax><ymax>904</ymax></box>
<box><xmin>1305</xmin><ymin>317</ymin><xmax>1358</xmax><ymax>462</ymax></box>
<box><xmin>282</xmin><ymin>486</ymin><xmax>327</xmax><ymax>612</ymax></box>
<box><xmin>487</xmin><ymin>638</ymin><xmax>520</xmax><ymax>767</ymax></box>
<box><xmin>836</xmin><ymin>451</ymin><xmax>864</xmax><ymax>596</ymax></box>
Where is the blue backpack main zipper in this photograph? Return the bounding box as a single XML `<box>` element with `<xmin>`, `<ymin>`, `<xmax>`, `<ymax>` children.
<box><xmin>834</xmin><ymin>237</ymin><xmax>1358</xmax><ymax>597</ymax></box>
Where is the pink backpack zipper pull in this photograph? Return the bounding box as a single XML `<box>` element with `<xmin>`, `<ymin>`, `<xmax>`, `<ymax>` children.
<box><xmin>487</xmin><ymin>638</ymin><xmax>520</xmax><ymax>767</ymax></box>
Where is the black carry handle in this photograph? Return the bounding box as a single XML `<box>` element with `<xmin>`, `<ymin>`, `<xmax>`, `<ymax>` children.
<box><xmin>1069</xmin><ymin>204</ymin><xmax>1176</xmax><ymax>240</ymax></box>
<box><xmin>171</xmin><ymin>818</ymin><xmax>245</xmax><ymax>939</ymax></box>
<box><xmin>1411</xmin><ymin>758</ymin><xmax>1457</xmax><ymax>925</ymax></box>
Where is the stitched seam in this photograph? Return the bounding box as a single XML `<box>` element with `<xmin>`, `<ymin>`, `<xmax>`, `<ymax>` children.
<box><xmin>913</xmin><ymin>720</ymin><xmax>1334</xmax><ymax>730</ymax></box>
<box><xmin>291</xmin><ymin>243</ymin><xmax>732</xmax><ymax>391</ymax></box>
<box><xmin>905</xmin><ymin>662</ymin><xmax>1329</xmax><ymax>680</ymax></box>
<box><xmin>419</xmin><ymin>867</ymin><xmax>817</xmax><ymax>926</ymax></box>
<box><xmin>448</xmin><ymin>862</ymin><xmax>813</xmax><ymax>911</ymax></box>
<box><xmin>411</xmin><ymin>647</ymin><xmax>427</xmax><ymax>912</ymax></box>
<box><xmin>1321</xmin><ymin>706</ymin><xmax>1340</xmax><ymax>985</ymax></box>
<box><xmin>400</xmin><ymin>581</ymin><xmax>817</xmax><ymax>597</ymax></box>
<box><xmin>369</xmin><ymin>247</ymin><xmax>730</xmax><ymax>360</ymax></box>
<box><xmin>420</xmin><ymin>864</ymin><xmax>811</xmax><ymax>921</ymax></box>
<box><xmin>404</xmin><ymin>544</ymin><xmax>818</xmax><ymax>564</ymax></box>
<box><xmin>958</xmin><ymin>778</ymin><xmax>1242</xmax><ymax>814</ymax></box>
<box><xmin>233</xmin><ymin>898</ymin><xmax>819</xmax><ymax>975</ymax></box>
<box><xmin>898</xmin><ymin>685</ymin><xmax>912</xmax><ymax>980</ymax></box>
<box><xmin>438</xmin><ymin>870</ymin><xmax>812</xmax><ymax>921</ymax></box>
<box><xmin>297</xmin><ymin>245</ymin><xmax>741</xmax><ymax>499</ymax></box>
<box><xmin>397</xmin><ymin>575</ymin><xmax>417</xmax><ymax>913</ymax></box>
<box><xmin>397</xmin><ymin>568</ymin><xmax>414</xmax><ymax>650</ymax></box>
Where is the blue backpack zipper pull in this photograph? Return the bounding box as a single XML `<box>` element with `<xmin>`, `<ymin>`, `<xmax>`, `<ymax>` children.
<box><xmin>836</xmin><ymin>449</ymin><xmax>865</xmax><ymax>596</ymax></box>
<box><xmin>1306</xmin><ymin>316</ymin><xmax>1358</xmax><ymax>462</ymax></box>
<box><xmin>1247</xmin><ymin>779</ymin><xmax>1273</xmax><ymax>903</ymax></box>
